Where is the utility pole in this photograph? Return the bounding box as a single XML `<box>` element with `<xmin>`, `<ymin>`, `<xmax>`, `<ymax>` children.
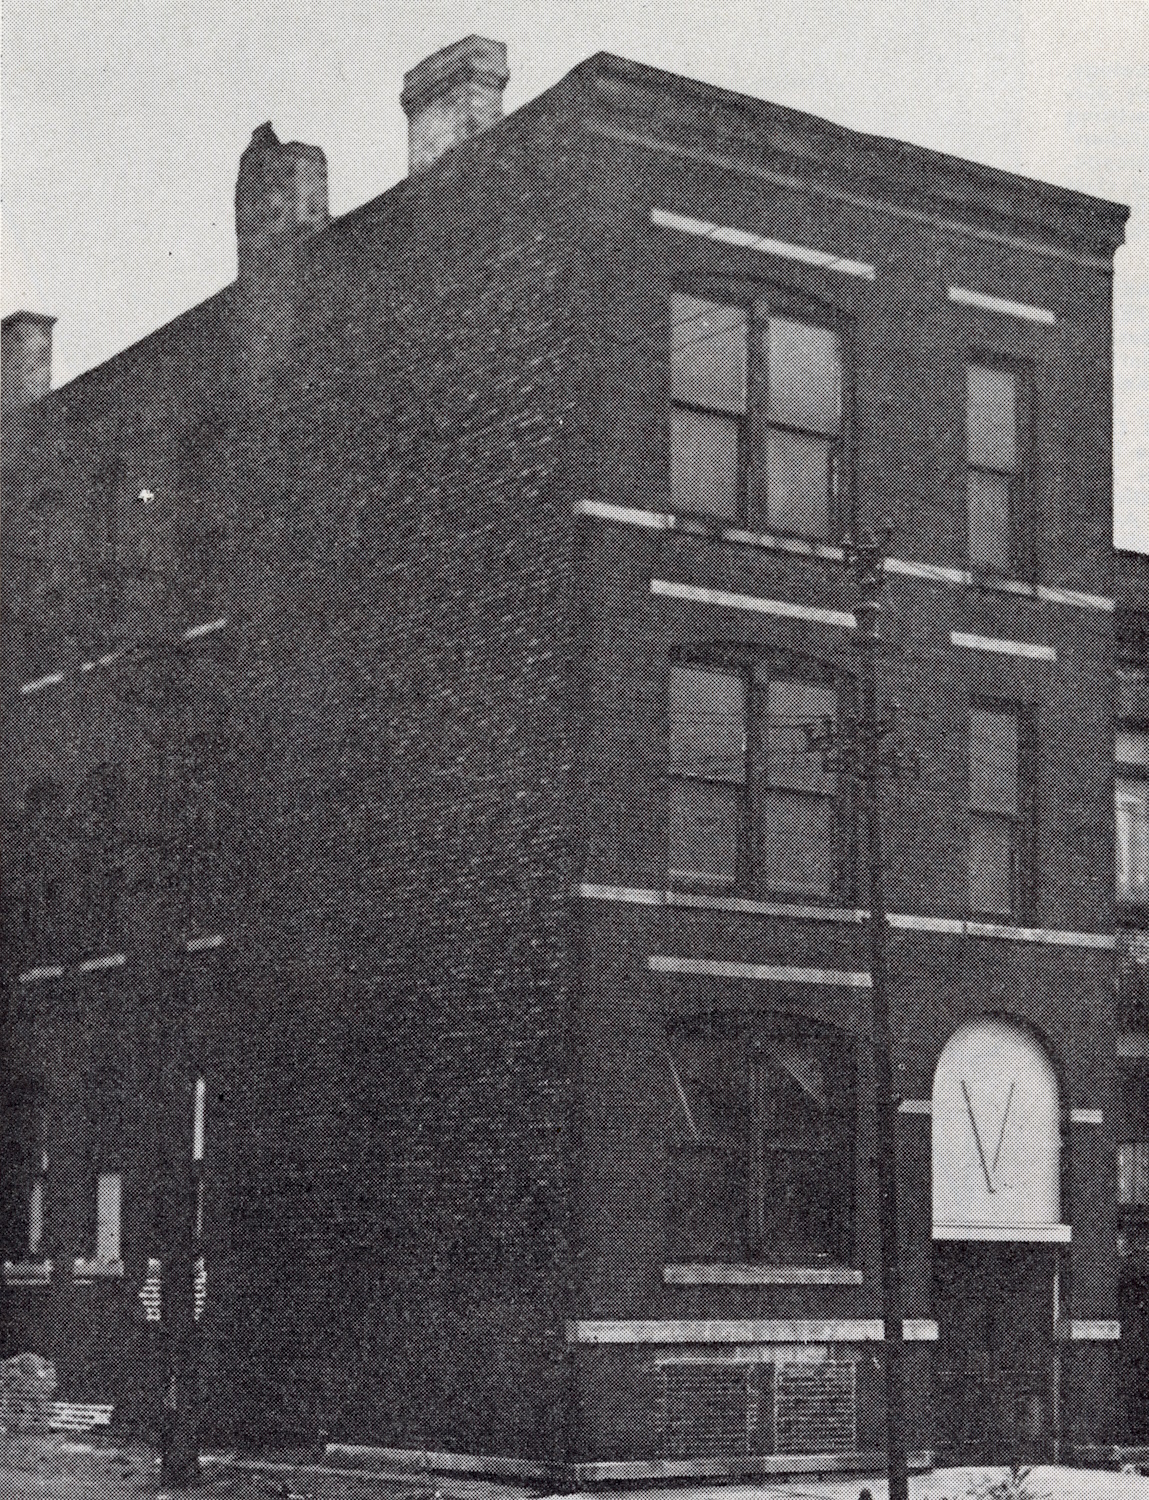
<box><xmin>118</xmin><ymin>641</ymin><xmax>202</xmax><ymax>1489</ymax></box>
<box><xmin>809</xmin><ymin>527</ymin><xmax>909</xmax><ymax>1500</ymax></box>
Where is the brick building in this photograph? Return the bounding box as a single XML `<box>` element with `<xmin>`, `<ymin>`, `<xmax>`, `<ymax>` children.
<box><xmin>0</xmin><ymin>38</ymin><xmax>1138</xmax><ymax>1478</ymax></box>
<box><xmin>1117</xmin><ymin>546</ymin><xmax>1149</xmax><ymax>1441</ymax></box>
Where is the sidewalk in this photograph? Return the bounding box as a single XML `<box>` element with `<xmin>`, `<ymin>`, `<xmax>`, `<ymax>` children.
<box><xmin>4</xmin><ymin>1438</ymin><xmax>1149</xmax><ymax>1500</ymax></box>
<box><xmin>558</xmin><ymin>1467</ymin><xmax>1149</xmax><ymax>1499</ymax></box>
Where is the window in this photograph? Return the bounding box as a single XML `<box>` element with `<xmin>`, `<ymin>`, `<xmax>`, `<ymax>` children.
<box><xmin>1</xmin><ymin>1089</ymin><xmax>48</xmax><ymax>1261</ymax></box>
<box><xmin>966</xmin><ymin>361</ymin><xmax>1030</xmax><ymax>575</ymax></box>
<box><xmin>1120</xmin><ymin>1068</ymin><xmax>1149</xmax><ymax>1211</ymax></box>
<box><xmin>762</xmin><ymin>679</ymin><xmax>839</xmax><ymax>897</ymax></box>
<box><xmin>667</xmin><ymin>664</ymin><xmax>747</xmax><ymax>885</ymax></box>
<box><xmin>968</xmin><ymin>705</ymin><xmax>1032</xmax><ymax>916</ymax></box>
<box><xmin>670</xmin><ymin>294</ymin><xmax>844</xmax><ymax>537</ymax></box>
<box><xmin>94</xmin><ymin>1171</ymin><xmax>122</xmax><ymax>1264</ymax></box>
<box><xmin>666</xmin><ymin>664</ymin><xmax>842</xmax><ymax>897</ymax></box>
<box><xmin>1118</xmin><ymin>731</ymin><xmax>1149</xmax><ymax>906</ymax></box>
<box><xmin>666</xmin><ymin>1019</ymin><xmax>855</xmax><ymax>1262</ymax></box>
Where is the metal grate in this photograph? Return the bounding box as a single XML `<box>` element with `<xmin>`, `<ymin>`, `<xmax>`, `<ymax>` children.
<box><xmin>774</xmin><ymin>1357</ymin><xmax>856</xmax><ymax>1455</ymax></box>
<box><xmin>660</xmin><ymin>1363</ymin><xmax>765</xmax><ymax>1459</ymax></box>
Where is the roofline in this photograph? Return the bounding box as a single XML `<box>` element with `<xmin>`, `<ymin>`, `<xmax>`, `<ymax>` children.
<box><xmin>570</xmin><ymin>52</ymin><xmax>1129</xmax><ymax>249</ymax></box>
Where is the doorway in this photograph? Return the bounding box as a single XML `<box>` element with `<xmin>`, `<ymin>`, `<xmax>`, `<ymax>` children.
<box><xmin>932</xmin><ymin>1242</ymin><xmax>1056</xmax><ymax>1463</ymax></box>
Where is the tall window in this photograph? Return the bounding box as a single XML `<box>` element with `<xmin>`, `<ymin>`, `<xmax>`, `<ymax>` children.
<box><xmin>1118</xmin><ymin>730</ymin><xmax>1149</xmax><ymax>906</ymax></box>
<box><xmin>968</xmin><ymin>705</ymin><xmax>1032</xmax><ymax>917</ymax></box>
<box><xmin>1</xmin><ymin>1089</ymin><xmax>48</xmax><ymax>1261</ymax></box>
<box><xmin>666</xmin><ymin>664</ymin><xmax>747</xmax><ymax>886</ymax></box>
<box><xmin>966</xmin><ymin>361</ymin><xmax>1030</xmax><ymax>575</ymax></box>
<box><xmin>671</xmin><ymin>294</ymin><xmax>844</xmax><ymax>538</ymax></box>
<box><xmin>93</xmin><ymin>1171</ymin><xmax>122</xmax><ymax>1264</ymax></box>
<box><xmin>762</xmin><ymin>679</ymin><xmax>840</xmax><ymax>897</ymax></box>
<box><xmin>666</xmin><ymin>1019</ymin><xmax>855</xmax><ymax>1262</ymax></box>
<box><xmin>666</xmin><ymin>664</ymin><xmax>842</xmax><ymax>897</ymax></box>
<box><xmin>1120</xmin><ymin>1068</ymin><xmax>1149</xmax><ymax>1210</ymax></box>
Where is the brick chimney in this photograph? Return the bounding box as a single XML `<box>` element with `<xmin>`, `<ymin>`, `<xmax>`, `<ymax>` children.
<box><xmin>1</xmin><ymin>311</ymin><xmax>56</xmax><ymax>415</ymax></box>
<box><xmin>235</xmin><ymin>125</ymin><xmax>329</xmax><ymax>374</ymax></box>
<box><xmin>400</xmin><ymin>37</ymin><xmax>509</xmax><ymax>173</ymax></box>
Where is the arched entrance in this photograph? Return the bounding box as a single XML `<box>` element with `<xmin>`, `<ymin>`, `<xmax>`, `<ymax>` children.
<box><xmin>930</xmin><ymin>1019</ymin><xmax>1067</xmax><ymax>1462</ymax></box>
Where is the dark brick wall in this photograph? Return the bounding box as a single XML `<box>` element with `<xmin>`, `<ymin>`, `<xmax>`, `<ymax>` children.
<box><xmin>561</xmin><ymin>74</ymin><xmax>1122</xmax><ymax>1460</ymax></box>
<box><xmin>1</xmin><ymin>87</ymin><xmax>599</xmax><ymax>1454</ymax></box>
<box><xmin>1</xmin><ymin>49</ymin><xmax>1130</xmax><ymax>1466</ymax></box>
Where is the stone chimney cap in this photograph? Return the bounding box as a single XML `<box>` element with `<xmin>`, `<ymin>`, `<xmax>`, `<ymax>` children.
<box><xmin>2</xmin><ymin>311</ymin><xmax>57</xmax><ymax>329</ymax></box>
<box><xmin>400</xmin><ymin>36</ymin><xmax>509</xmax><ymax>114</ymax></box>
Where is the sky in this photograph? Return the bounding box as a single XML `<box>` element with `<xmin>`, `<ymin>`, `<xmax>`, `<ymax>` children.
<box><xmin>2</xmin><ymin>0</ymin><xmax>1146</xmax><ymax>549</ymax></box>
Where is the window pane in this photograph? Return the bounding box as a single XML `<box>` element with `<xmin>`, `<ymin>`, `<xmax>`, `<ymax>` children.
<box><xmin>766</xmin><ymin>680</ymin><xmax>837</xmax><ymax>794</ymax></box>
<box><xmin>969</xmin><ymin>817</ymin><xmax>1015</xmax><ymax>915</ymax></box>
<box><xmin>761</xmin><ymin>792</ymin><xmax>836</xmax><ymax>896</ymax></box>
<box><xmin>968</xmin><ymin>470</ymin><xmax>1013</xmax><ymax>572</ymax></box>
<box><xmin>671</xmin><ymin>407</ymin><xmax>741</xmax><ymax>520</ymax></box>
<box><xmin>765</xmin><ymin>428</ymin><xmax>832</xmax><ymax>537</ymax></box>
<box><xmin>666</xmin><ymin>1028</ymin><xmax>749</xmax><ymax>1260</ymax></box>
<box><xmin>761</xmin><ymin>1148</ymin><xmax>843</xmax><ymax>1257</ymax></box>
<box><xmin>759</xmin><ymin>1038</ymin><xmax>834</xmax><ymax>1142</ymax></box>
<box><xmin>970</xmin><ymin>708</ymin><xmax>1019</xmax><ymax>816</ymax></box>
<box><xmin>668</xmin><ymin>781</ymin><xmax>742</xmax><ymax>885</ymax></box>
<box><xmin>767</xmin><ymin>318</ymin><xmax>842</xmax><ymax>435</ymax></box>
<box><xmin>967</xmin><ymin>364</ymin><xmax>1017</xmax><ymax>469</ymax></box>
<box><xmin>1117</xmin><ymin>778</ymin><xmax>1149</xmax><ymax>903</ymax></box>
<box><xmin>96</xmin><ymin>1171</ymin><xmax>122</xmax><ymax>1262</ymax></box>
<box><xmin>27</xmin><ymin>1180</ymin><xmax>45</xmax><ymax>1257</ymax></box>
<box><xmin>671</xmin><ymin>295</ymin><xmax>748</xmax><ymax>414</ymax></box>
<box><xmin>1119</xmin><ymin>1142</ymin><xmax>1149</xmax><ymax>1208</ymax></box>
<box><xmin>669</xmin><ymin>666</ymin><xmax>746</xmax><ymax>780</ymax></box>
<box><xmin>1117</xmin><ymin>731</ymin><xmax>1149</xmax><ymax>769</ymax></box>
<box><xmin>1119</xmin><ymin>668</ymin><xmax>1149</xmax><ymax>721</ymax></box>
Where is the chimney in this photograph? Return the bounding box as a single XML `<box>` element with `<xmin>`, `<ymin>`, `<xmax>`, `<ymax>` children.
<box><xmin>1</xmin><ymin>311</ymin><xmax>56</xmax><ymax>414</ymax></box>
<box><xmin>235</xmin><ymin>124</ymin><xmax>329</xmax><ymax>375</ymax></box>
<box><xmin>400</xmin><ymin>37</ymin><xmax>509</xmax><ymax>173</ymax></box>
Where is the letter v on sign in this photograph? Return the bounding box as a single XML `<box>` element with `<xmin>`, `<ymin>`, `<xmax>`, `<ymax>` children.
<box><xmin>960</xmin><ymin>1078</ymin><xmax>1016</xmax><ymax>1194</ymax></box>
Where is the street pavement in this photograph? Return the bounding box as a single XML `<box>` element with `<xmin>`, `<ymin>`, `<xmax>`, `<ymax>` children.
<box><xmin>3</xmin><ymin>1438</ymin><xmax>1149</xmax><ymax>1500</ymax></box>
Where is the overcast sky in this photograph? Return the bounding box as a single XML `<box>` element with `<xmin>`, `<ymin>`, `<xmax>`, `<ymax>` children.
<box><xmin>3</xmin><ymin>0</ymin><xmax>1146</xmax><ymax>549</ymax></box>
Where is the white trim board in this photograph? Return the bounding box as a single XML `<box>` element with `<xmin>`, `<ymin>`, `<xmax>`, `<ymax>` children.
<box><xmin>652</xmin><ymin>578</ymin><xmax>857</xmax><ymax>629</ymax></box>
<box><xmin>948</xmin><ymin>286</ymin><xmax>1056</xmax><ymax>324</ymax></box>
<box><xmin>1055</xmin><ymin>1320</ymin><xmax>1120</xmax><ymax>1342</ymax></box>
<box><xmin>932</xmin><ymin>1223</ymin><xmax>1071</xmax><ymax>1243</ymax></box>
<box><xmin>650</xmin><ymin>956</ymin><xmax>872</xmax><ymax>987</ymax></box>
<box><xmin>652</xmin><ymin>208</ymin><xmax>876</xmax><ymax>279</ymax></box>
<box><xmin>566</xmin><ymin>1318</ymin><xmax>938</xmax><ymax>1344</ymax></box>
<box><xmin>664</xmin><ymin>1264</ymin><xmax>862</xmax><ymax>1286</ymax></box>
<box><xmin>950</xmin><ymin>631</ymin><xmax>1056</xmax><ymax>661</ymax></box>
<box><xmin>577</xmin><ymin>884</ymin><xmax>1115</xmax><ymax>950</ymax></box>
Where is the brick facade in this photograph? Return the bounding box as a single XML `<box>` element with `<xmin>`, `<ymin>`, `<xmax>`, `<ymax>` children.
<box><xmin>0</xmin><ymin>46</ymin><xmax>1136</xmax><ymax>1476</ymax></box>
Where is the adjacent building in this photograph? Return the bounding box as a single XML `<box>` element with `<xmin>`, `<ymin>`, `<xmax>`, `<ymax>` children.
<box><xmin>1</xmin><ymin>38</ymin><xmax>1138</xmax><ymax>1478</ymax></box>
<box><xmin>1117</xmin><ymin>546</ymin><xmax>1149</xmax><ymax>1440</ymax></box>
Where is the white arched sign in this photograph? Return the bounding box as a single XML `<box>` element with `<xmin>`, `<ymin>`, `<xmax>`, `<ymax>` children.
<box><xmin>932</xmin><ymin>1018</ymin><xmax>1068</xmax><ymax>1242</ymax></box>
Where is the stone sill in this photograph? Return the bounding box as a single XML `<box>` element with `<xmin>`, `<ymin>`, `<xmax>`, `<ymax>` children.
<box><xmin>73</xmin><ymin>1257</ymin><xmax>125</xmax><ymax>1279</ymax></box>
<box><xmin>3</xmin><ymin>1259</ymin><xmax>52</xmax><ymax>1284</ymax></box>
<box><xmin>665</xmin><ymin>1263</ymin><xmax>863</xmax><ymax>1286</ymax></box>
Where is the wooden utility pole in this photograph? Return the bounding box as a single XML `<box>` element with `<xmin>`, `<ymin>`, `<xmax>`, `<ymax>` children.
<box><xmin>846</xmin><ymin>528</ymin><xmax>908</xmax><ymax>1500</ymax></box>
<box><xmin>810</xmin><ymin>528</ymin><xmax>910</xmax><ymax>1500</ymax></box>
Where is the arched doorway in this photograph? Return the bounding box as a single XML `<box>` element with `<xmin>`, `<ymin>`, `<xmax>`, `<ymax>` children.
<box><xmin>930</xmin><ymin>1019</ymin><xmax>1067</xmax><ymax>1462</ymax></box>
